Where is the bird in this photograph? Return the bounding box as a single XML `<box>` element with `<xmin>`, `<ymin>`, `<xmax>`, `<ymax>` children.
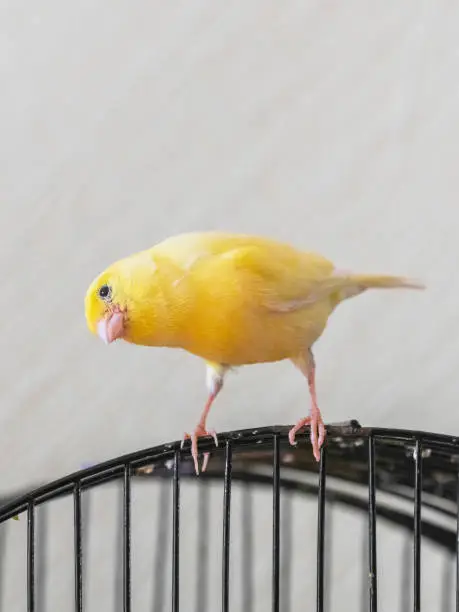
<box><xmin>84</xmin><ymin>231</ymin><xmax>424</xmax><ymax>474</ymax></box>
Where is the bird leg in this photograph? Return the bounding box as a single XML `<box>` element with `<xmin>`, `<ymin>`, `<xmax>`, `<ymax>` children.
<box><xmin>182</xmin><ymin>393</ymin><xmax>219</xmax><ymax>475</ymax></box>
<box><xmin>289</xmin><ymin>350</ymin><xmax>326</xmax><ymax>462</ymax></box>
<box><xmin>182</xmin><ymin>364</ymin><xmax>226</xmax><ymax>475</ymax></box>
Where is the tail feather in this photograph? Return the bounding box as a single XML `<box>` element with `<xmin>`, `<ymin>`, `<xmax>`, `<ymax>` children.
<box><xmin>327</xmin><ymin>271</ymin><xmax>425</xmax><ymax>301</ymax></box>
<box><xmin>265</xmin><ymin>271</ymin><xmax>424</xmax><ymax>313</ymax></box>
<box><xmin>342</xmin><ymin>272</ymin><xmax>424</xmax><ymax>290</ymax></box>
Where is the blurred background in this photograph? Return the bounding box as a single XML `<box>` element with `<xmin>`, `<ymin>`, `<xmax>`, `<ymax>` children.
<box><xmin>1</xmin><ymin>1</ymin><xmax>458</xmax><ymax>610</ymax></box>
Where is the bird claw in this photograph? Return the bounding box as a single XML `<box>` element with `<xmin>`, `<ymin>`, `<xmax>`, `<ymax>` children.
<box><xmin>181</xmin><ymin>426</ymin><xmax>219</xmax><ymax>475</ymax></box>
<box><xmin>288</xmin><ymin>417</ymin><xmax>311</xmax><ymax>446</ymax></box>
<box><xmin>289</xmin><ymin>411</ymin><xmax>326</xmax><ymax>462</ymax></box>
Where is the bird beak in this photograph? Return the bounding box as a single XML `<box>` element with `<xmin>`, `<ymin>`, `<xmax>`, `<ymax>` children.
<box><xmin>97</xmin><ymin>310</ymin><xmax>125</xmax><ymax>344</ymax></box>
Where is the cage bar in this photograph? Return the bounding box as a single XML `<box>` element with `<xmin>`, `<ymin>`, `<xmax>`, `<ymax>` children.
<box><xmin>222</xmin><ymin>440</ymin><xmax>233</xmax><ymax>612</ymax></box>
<box><xmin>317</xmin><ymin>445</ymin><xmax>327</xmax><ymax>612</ymax></box>
<box><xmin>27</xmin><ymin>500</ymin><xmax>35</xmax><ymax>612</ymax></box>
<box><xmin>0</xmin><ymin>425</ymin><xmax>457</xmax><ymax>612</ymax></box>
<box><xmin>272</xmin><ymin>433</ymin><xmax>280</xmax><ymax>612</ymax></box>
<box><xmin>123</xmin><ymin>464</ymin><xmax>131</xmax><ymax>612</ymax></box>
<box><xmin>368</xmin><ymin>435</ymin><xmax>377</xmax><ymax>611</ymax></box>
<box><xmin>413</xmin><ymin>438</ymin><xmax>423</xmax><ymax>612</ymax></box>
<box><xmin>456</xmin><ymin>470</ymin><xmax>459</xmax><ymax>612</ymax></box>
<box><xmin>73</xmin><ymin>482</ymin><xmax>83</xmax><ymax>612</ymax></box>
<box><xmin>172</xmin><ymin>450</ymin><xmax>180</xmax><ymax>612</ymax></box>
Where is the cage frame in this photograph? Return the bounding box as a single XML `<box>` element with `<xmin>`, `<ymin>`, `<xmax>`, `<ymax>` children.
<box><xmin>1</xmin><ymin>421</ymin><xmax>459</xmax><ymax>612</ymax></box>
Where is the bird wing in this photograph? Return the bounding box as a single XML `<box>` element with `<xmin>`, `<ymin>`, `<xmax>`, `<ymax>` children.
<box><xmin>152</xmin><ymin>232</ymin><xmax>339</xmax><ymax>311</ymax></box>
<box><xmin>218</xmin><ymin>244</ymin><xmax>336</xmax><ymax>311</ymax></box>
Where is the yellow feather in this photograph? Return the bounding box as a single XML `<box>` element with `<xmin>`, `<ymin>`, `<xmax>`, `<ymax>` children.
<box><xmin>85</xmin><ymin>231</ymin><xmax>423</xmax><ymax>366</ymax></box>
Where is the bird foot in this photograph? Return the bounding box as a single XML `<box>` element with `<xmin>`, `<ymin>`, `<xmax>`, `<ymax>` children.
<box><xmin>288</xmin><ymin>417</ymin><xmax>311</xmax><ymax>446</ymax></box>
<box><xmin>181</xmin><ymin>425</ymin><xmax>219</xmax><ymax>475</ymax></box>
<box><xmin>289</xmin><ymin>409</ymin><xmax>326</xmax><ymax>462</ymax></box>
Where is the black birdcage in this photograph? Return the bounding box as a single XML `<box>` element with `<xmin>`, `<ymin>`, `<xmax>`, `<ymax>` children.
<box><xmin>0</xmin><ymin>421</ymin><xmax>458</xmax><ymax>611</ymax></box>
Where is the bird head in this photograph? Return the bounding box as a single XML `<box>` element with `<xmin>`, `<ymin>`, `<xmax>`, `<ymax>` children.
<box><xmin>84</xmin><ymin>267</ymin><xmax>128</xmax><ymax>344</ymax></box>
<box><xmin>84</xmin><ymin>250</ymin><xmax>174</xmax><ymax>347</ymax></box>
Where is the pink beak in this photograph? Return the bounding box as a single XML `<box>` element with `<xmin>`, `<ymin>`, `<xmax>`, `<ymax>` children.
<box><xmin>97</xmin><ymin>311</ymin><xmax>125</xmax><ymax>344</ymax></box>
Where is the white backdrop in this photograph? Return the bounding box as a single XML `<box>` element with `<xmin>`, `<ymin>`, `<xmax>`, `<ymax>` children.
<box><xmin>1</xmin><ymin>2</ymin><xmax>458</xmax><ymax>609</ymax></box>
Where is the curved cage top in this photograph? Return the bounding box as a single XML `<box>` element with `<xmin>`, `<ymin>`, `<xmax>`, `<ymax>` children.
<box><xmin>0</xmin><ymin>421</ymin><xmax>458</xmax><ymax>612</ymax></box>
<box><xmin>1</xmin><ymin>422</ymin><xmax>458</xmax><ymax>519</ymax></box>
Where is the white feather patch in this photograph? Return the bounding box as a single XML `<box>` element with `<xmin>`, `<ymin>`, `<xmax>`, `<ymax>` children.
<box><xmin>205</xmin><ymin>363</ymin><xmax>229</xmax><ymax>396</ymax></box>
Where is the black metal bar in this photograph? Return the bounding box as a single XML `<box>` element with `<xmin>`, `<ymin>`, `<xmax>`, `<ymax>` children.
<box><xmin>27</xmin><ymin>501</ymin><xmax>35</xmax><ymax>612</ymax></box>
<box><xmin>413</xmin><ymin>439</ymin><xmax>423</xmax><ymax>612</ymax></box>
<box><xmin>201</xmin><ymin>469</ymin><xmax>456</xmax><ymax>551</ymax></box>
<box><xmin>123</xmin><ymin>465</ymin><xmax>131</xmax><ymax>612</ymax></box>
<box><xmin>222</xmin><ymin>440</ymin><xmax>233</xmax><ymax>612</ymax></box>
<box><xmin>272</xmin><ymin>434</ymin><xmax>280</xmax><ymax>612</ymax></box>
<box><xmin>2</xmin><ymin>425</ymin><xmax>459</xmax><ymax>612</ymax></box>
<box><xmin>172</xmin><ymin>450</ymin><xmax>180</xmax><ymax>612</ymax></box>
<box><xmin>368</xmin><ymin>435</ymin><xmax>378</xmax><ymax>611</ymax></box>
<box><xmin>317</xmin><ymin>446</ymin><xmax>327</xmax><ymax>612</ymax></box>
<box><xmin>4</xmin><ymin>422</ymin><xmax>459</xmax><ymax>526</ymax></box>
<box><xmin>74</xmin><ymin>482</ymin><xmax>83</xmax><ymax>612</ymax></box>
<box><xmin>456</xmin><ymin>471</ymin><xmax>459</xmax><ymax>612</ymax></box>
<box><xmin>0</xmin><ymin>520</ymin><xmax>5</xmax><ymax>607</ymax></box>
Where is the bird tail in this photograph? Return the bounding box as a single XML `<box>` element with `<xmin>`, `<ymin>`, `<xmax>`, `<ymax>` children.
<box><xmin>264</xmin><ymin>271</ymin><xmax>424</xmax><ymax>314</ymax></box>
<box><xmin>327</xmin><ymin>271</ymin><xmax>425</xmax><ymax>302</ymax></box>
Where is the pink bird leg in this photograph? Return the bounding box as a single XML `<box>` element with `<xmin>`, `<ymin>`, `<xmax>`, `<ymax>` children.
<box><xmin>289</xmin><ymin>349</ymin><xmax>326</xmax><ymax>461</ymax></box>
<box><xmin>182</xmin><ymin>388</ymin><xmax>221</xmax><ymax>475</ymax></box>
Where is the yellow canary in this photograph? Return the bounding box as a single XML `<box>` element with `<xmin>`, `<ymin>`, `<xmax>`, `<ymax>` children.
<box><xmin>84</xmin><ymin>231</ymin><xmax>423</xmax><ymax>472</ymax></box>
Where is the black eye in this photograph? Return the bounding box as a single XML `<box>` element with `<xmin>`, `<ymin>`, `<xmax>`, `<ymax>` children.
<box><xmin>98</xmin><ymin>284</ymin><xmax>112</xmax><ymax>301</ymax></box>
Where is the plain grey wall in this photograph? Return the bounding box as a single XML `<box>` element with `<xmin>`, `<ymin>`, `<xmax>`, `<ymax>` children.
<box><xmin>1</xmin><ymin>1</ymin><xmax>458</xmax><ymax>609</ymax></box>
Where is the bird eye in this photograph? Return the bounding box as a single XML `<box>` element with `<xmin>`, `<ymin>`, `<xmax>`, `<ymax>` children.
<box><xmin>98</xmin><ymin>284</ymin><xmax>112</xmax><ymax>301</ymax></box>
